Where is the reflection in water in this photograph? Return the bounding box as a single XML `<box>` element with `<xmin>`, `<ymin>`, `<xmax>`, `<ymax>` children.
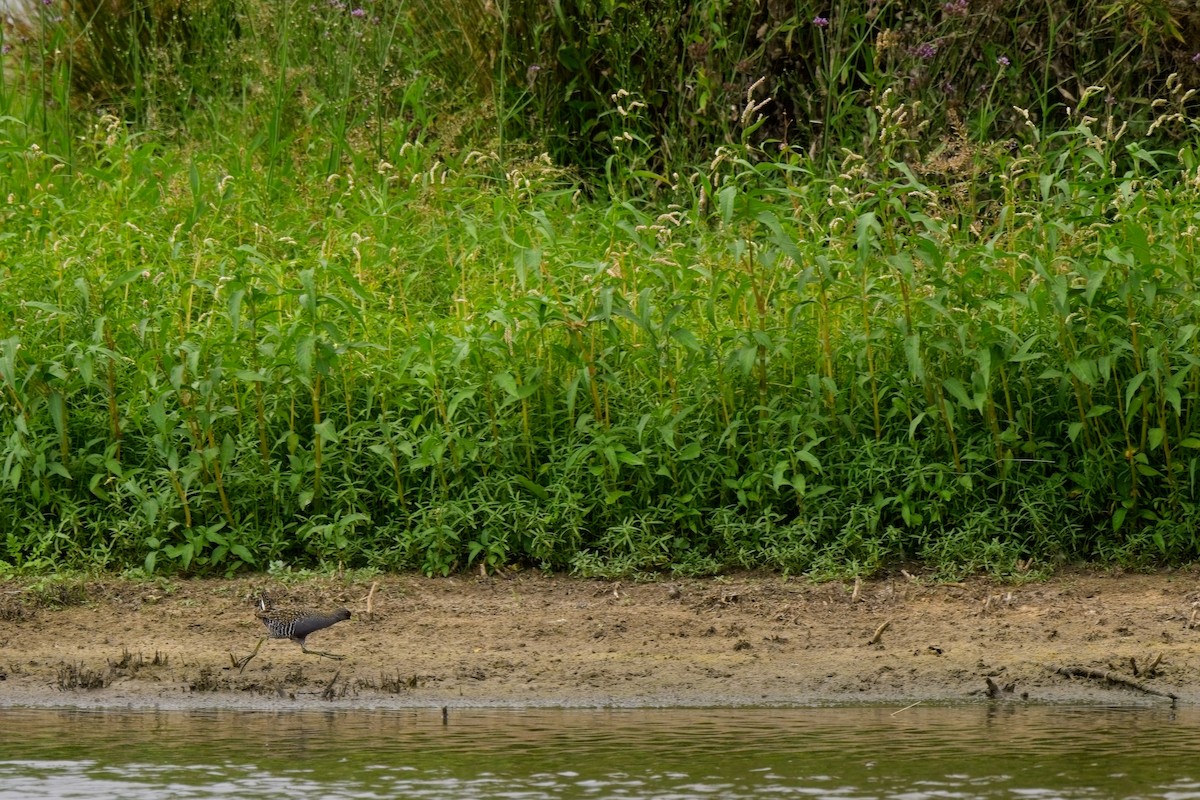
<box><xmin>0</xmin><ymin>705</ymin><xmax>1199</xmax><ymax>799</ymax></box>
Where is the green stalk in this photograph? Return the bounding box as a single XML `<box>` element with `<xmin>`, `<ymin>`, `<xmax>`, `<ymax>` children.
<box><xmin>312</xmin><ymin>372</ymin><xmax>323</xmax><ymax>504</ymax></box>
<box><xmin>818</xmin><ymin>283</ymin><xmax>835</xmax><ymax>412</ymax></box>
<box><xmin>935</xmin><ymin>384</ymin><xmax>962</xmax><ymax>473</ymax></box>
<box><xmin>860</xmin><ymin>275</ymin><xmax>881</xmax><ymax>440</ymax></box>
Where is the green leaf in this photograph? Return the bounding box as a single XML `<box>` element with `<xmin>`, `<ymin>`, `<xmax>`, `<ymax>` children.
<box><xmin>670</xmin><ymin>328</ymin><xmax>701</xmax><ymax>352</ymax></box>
<box><xmin>1148</xmin><ymin>427</ymin><xmax>1165</xmax><ymax>450</ymax></box>
<box><xmin>220</xmin><ymin>434</ymin><xmax>235</xmax><ymax>469</ymax></box>
<box><xmin>796</xmin><ymin>450</ymin><xmax>821</xmax><ymax>471</ymax></box>
<box><xmin>1165</xmin><ymin>386</ymin><xmax>1182</xmax><ymax>417</ymax></box>
<box><xmin>1067</xmin><ymin>358</ymin><xmax>1097</xmax><ymax>387</ymax></box>
<box><xmin>494</xmin><ymin>371</ymin><xmax>519</xmax><ymax>397</ymax></box>
<box><xmin>1124</xmin><ymin>371</ymin><xmax>1148</xmax><ymax>414</ymax></box>
<box><xmin>109</xmin><ymin>268</ymin><xmax>145</xmax><ymax>290</ymax></box>
<box><xmin>908</xmin><ymin>412</ymin><xmax>927</xmax><ymax>440</ymax></box>
<box><xmin>942</xmin><ymin>378</ymin><xmax>972</xmax><ymax>410</ymax></box>
<box><xmin>493</xmin><ymin>373</ymin><xmax>536</xmax><ymax>401</ymax></box>
<box><xmin>717</xmin><ymin>185</ymin><xmax>736</xmax><ymax>226</ymax></box>
<box><xmin>615</xmin><ymin>448</ymin><xmax>643</xmax><ymax>466</ymax></box>
<box><xmin>148</xmin><ymin>400</ymin><xmax>166</xmax><ymax>432</ymax></box>
<box><xmin>771</xmin><ymin>461</ymin><xmax>791</xmax><ymax>490</ymax></box>
<box><xmin>1113</xmin><ymin>506</ymin><xmax>1127</xmax><ymax>532</ymax></box>
<box><xmin>447</xmin><ymin>388</ymin><xmax>477</xmax><ymax>419</ymax></box>
<box><xmin>314</xmin><ymin>419</ymin><xmax>339</xmax><ymax>444</ymax></box>
<box><xmin>48</xmin><ymin>392</ymin><xmax>66</xmax><ymax>437</ymax></box>
<box><xmin>228</xmin><ymin>288</ymin><xmax>245</xmax><ymax>333</ymax></box>
<box><xmin>903</xmin><ymin>334</ymin><xmax>925</xmax><ymax>381</ymax></box>
<box><xmin>295</xmin><ymin>335</ymin><xmax>315</xmax><ymax>375</ymax></box>
<box><xmin>514</xmin><ymin>475</ymin><xmax>548</xmax><ymax>501</ymax></box>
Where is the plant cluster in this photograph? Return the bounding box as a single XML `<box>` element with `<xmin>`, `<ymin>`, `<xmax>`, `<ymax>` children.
<box><xmin>2</xmin><ymin>0</ymin><xmax>1200</xmax><ymax>579</ymax></box>
<box><xmin>443</xmin><ymin>0</ymin><xmax>1200</xmax><ymax>177</ymax></box>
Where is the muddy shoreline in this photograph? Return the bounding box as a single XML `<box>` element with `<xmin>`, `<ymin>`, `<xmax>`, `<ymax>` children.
<box><xmin>2</xmin><ymin>569</ymin><xmax>1197</xmax><ymax>710</ymax></box>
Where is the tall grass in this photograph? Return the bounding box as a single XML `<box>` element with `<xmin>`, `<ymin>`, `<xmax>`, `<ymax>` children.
<box><xmin>2</xmin><ymin>79</ymin><xmax>1200</xmax><ymax>578</ymax></box>
<box><xmin>409</xmin><ymin>0</ymin><xmax>1200</xmax><ymax>177</ymax></box>
<box><xmin>2</xmin><ymin>0</ymin><xmax>1200</xmax><ymax>578</ymax></box>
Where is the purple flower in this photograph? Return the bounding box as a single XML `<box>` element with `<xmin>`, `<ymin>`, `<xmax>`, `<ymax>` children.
<box><xmin>351</xmin><ymin>6</ymin><xmax>365</xmax><ymax>15</ymax></box>
<box><xmin>996</xmin><ymin>55</ymin><xmax>1010</xmax><ymax>67</ymax></box>
<box><xmin>812</xmin><ymin>16</ymin><xmax>829</xmax><ymax>28</ymax></box>
<box><xmin>941</xmin><ymin>0</ymin><xmax>968</xmax><ymax>16</ymax></box>
<box><xmin>1193</xmin><ymin>52</ymin><xmax>1200</xmax><ymax>64</ymax></box>
<box><xmin>915</xmin><ymin>42</ymin><xmax>937</xmax><ymax>59</ymax></box>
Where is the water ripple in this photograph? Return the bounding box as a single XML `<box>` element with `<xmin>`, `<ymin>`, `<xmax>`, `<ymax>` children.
<box><xmin>2</xmin><ymin>706</ymin><xmax>1200</xmax><ymax>799</ymax></box>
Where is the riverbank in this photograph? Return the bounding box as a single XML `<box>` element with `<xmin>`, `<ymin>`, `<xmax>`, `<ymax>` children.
<box><xmin>2</xmin><ymin>569</ymin><xmax>1197</xmax><ymax>709</ymax></box>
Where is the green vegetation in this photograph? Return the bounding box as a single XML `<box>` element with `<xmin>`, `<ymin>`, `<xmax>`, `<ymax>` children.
<box><xmin>2</xmin><ymin>0</ymin><xmax>1200</xmax><ymax>578</ymax></box>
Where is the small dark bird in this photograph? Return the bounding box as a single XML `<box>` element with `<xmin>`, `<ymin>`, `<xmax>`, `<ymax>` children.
<box><xmin>233</xmin><ymin>597</ymin><xmax>352</xmax><ymax>673</ymax></box>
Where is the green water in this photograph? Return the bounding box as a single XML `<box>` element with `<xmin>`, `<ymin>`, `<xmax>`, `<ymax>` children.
<box><xmin>0</xmin><ymin>704</ymin><xmax>1196</xmax><ymax>798</ymax></box>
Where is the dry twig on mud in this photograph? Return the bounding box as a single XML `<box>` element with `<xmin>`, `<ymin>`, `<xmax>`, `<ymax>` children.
<box><xmin>984</xmin><ymin>676</ymin><xmax>1024</xmax><ymax>699</ymax></box>
<box><xmin>364</xmin><ymin>581</ymin><xmax>378</xmax><ymax>621</ymax></box>
<box><xmin>1048</xmin><ymin>664</ymin><xmax>1177</xmax><ymax>701</ymax></box>
<box><xmin>868</xmin><ymin>619</ymin><xmax>891</xmax><ymax>645</ymax></box>
<box><xmin>1128</xmin><ymin>652</ymin><xmax>1163</xmax><ymax>678</ymax></box>
<box><xmin>321</xmin><ymin>669</ymin><xmax>342</xmax><ymax>701</ymax></box>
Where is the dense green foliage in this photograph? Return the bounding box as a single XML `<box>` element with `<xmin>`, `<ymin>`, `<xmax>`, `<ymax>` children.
<box><xmin>2</xmin><ymin>0</ymin><xmax>1200</xmax><ymax>577</ymax></box>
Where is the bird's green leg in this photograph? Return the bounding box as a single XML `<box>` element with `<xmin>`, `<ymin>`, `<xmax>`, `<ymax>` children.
<box><xmin>300</xmin><ymin>643</ymin><xmax>345</xmax><ymax>661</ymax></box>
<box><xmin>234</xmin><ymin>637</ymin><xmax>266</xmax><ymax>673</ymax></box>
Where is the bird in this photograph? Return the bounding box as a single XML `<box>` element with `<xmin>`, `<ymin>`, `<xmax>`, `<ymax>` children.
<box><xmin>233</xmin><ymin>597</ymin><xmax>352</xmax><ymax>673</ymax></box>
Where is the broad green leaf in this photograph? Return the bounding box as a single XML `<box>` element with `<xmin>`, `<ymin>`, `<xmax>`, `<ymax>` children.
<box><xmin>771</xmin><ymin>461</ymin><xmax>790</xmax><ymax>490</ymax></box>
<box><xmin>515</xmin><ymin>475</ymin><xmax>548</xmax><ymax>501</ymax></box>
<box><xmin>447</xmin><ymin>387</ymin><xmax>477</xmax><ymax>419</ymax></box>
<box><xmin>796</xmin><ymin>450</ymin><xmax>821</xmax><ymax>471</ymax></box>
<box><xmin>314</xmin><ymin>419</ymin><xmax>339</xmax><ymax>443</ymax></box>
<box><xmin>1148</xmin><ymin>427</ymin><xmax>1165</xmax><ymax>450</ymax></box>
<box><xmin>1067</xmin><ymin>358</ymin><xmax>1097</xmax><ymax>386</ymax></box>
<box><xmin>1124</xmin><ymin>371</ymin><xmax>1147</xmax><ymax>412</ymax></box>
<box><xmin>942</xmin><ymin>378</ymin><xmax>972</xmax><ymax>410</ymax></box>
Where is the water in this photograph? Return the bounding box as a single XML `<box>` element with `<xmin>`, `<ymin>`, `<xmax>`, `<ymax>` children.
<box><xmin>0</xmin><ymin>704</ymin><xmax>1197</xmax><ymax>799</ymax></box>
